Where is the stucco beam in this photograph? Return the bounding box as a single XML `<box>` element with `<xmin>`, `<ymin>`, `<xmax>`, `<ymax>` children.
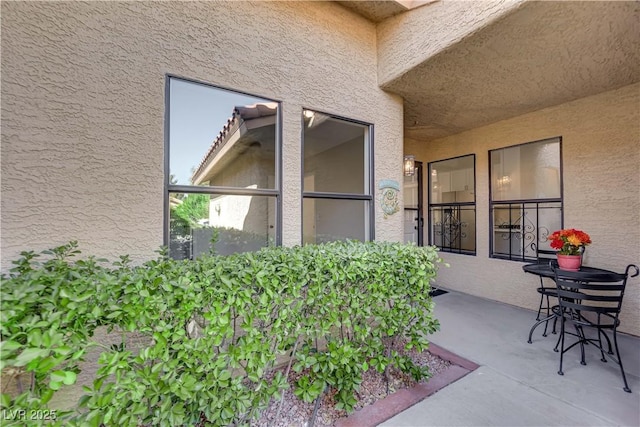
<box><xmin>376</xmin><ymin>0</ymin><xmax>525</xmax><ymax>87</ymax></box>
<box><xmin>336</xmin><ymin>1</ymin><xmax>410</xmax><ymax>23</ymax></box>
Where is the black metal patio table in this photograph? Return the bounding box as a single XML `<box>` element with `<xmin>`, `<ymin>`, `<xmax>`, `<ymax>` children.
<box><xmin>523</xmin><ymin>263</ymin><xmax>619</xmax><ymax>279</ymax></box>
<box><xmin>523</xmin><ymin>263</ymin><xmax>619</xmax><ymax>343</ymax></box>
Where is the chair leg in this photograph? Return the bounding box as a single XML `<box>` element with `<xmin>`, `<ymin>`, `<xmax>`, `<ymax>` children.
<box><xmin>536</xmin><ymin>291</ymin><xmax>545</xmax><ymax>321</ymax></box>
<box><xmin>575</xmin><ymin>325</ymin><xmax>586</xmax><ymax>366</ymax></box>
<box><xmin>553</xmin><ymin>309</ymin><xmax>564</xmax><ymax>352</ymax></box>
<box><xmin>558</xmin><ymin>315</ymin><xmax>565</xmax><ymax>376</ymax></box>
<box><xmin>536</xmin><ymin>291</ymin><xmax>556</xmax><ymax>337</ymax></box>
<box><xmin>528</xmin><ymin>316</ymin><xmax>552</xmax><ymax>344</ymax></box>
<box><xmin>612</xmin><ymin>328</ymin><xmax>632</xmax><ymax>393</ymax></box>
<box><xmin>595</xmin><ymin>313</ymin><xmax>614</xmax><ymax>356</ymax></box>
<box><xmin>541</xmin><ymin>295</ymin><xmax>552</xmax><ymax>336</ymax></box>
<box><xmin>536</xmin><ymin>277</ymin><xmax>547</xmax><ymax>321</ymax></box>
<box><xmin>601</xmin><ymin>328</ymin><xmax>614</xmax><ymax>355</ymax></box>
<box><xmin>553</xmin><ymin>330</ymin><xmax>562</xmax><ymax>352</ymax></box>
<box><xmin>547</xmin><ymin>292</ymin><xmax>558</xmax><ymax>335</ymax></box>
<box><xmin>597</xmin><ymin>329</ymin><xmax>609</xmax><ymax>363</ymax></box>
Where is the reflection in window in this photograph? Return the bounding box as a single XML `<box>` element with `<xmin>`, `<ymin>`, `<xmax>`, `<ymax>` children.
<box><xmin>166</xmin><ymin>77</ymin><xmax>280</xmax><ymax>259</ymax></box>
<box><xmin>303</xmin><ymin>112</ymin><xmax>366</xmax><ymax>194</ymax></box>
<box><xmin>169</xmin><ymin>78</ymin><xmax>277</xmax><ymax>188</ymax></box>
<box><xmin>169</xmin><ymin>193</ymin><xmax>276</xmax><ymax>258</ymax></box>
<box><xmin>302</xmin><ymin>110</ymin><xmax>372</xmax><ymax>245</ymax></box>
<box><xmin>428</xmin><ymin>155</ymin><xmax>476</xmax><ymax>254</ymax></box>
<box><xmin>491</xmin><ymin>137</ymin><xmax>560</xmax><ymax>201</ymax></box>
<box><xmin>489</xmin><ymin>137</ymin><xmax>562</xmax><ymax>261</ymax></box>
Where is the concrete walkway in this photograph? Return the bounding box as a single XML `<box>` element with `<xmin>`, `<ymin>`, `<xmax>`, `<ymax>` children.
<box><xmin>382</xmin><ymin>291</ymin><xmax>640</xmax><ymax>427</ymax></box>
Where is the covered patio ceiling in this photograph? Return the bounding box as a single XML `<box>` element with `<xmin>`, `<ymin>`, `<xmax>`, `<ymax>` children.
<box><xmin>353</xmin><ymin>1</ymin><xmax>640</xmax><ymax>142</ymax></box>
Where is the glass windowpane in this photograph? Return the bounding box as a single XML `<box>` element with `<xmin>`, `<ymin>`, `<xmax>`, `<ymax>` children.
<box><xmin>491</xmin><ymin>138</ymin><xmax>560</xmax><ymax>201</ymax></box>
<box><xmin>430</xmin><ymin>156</ymin><xmax>475</xmax><ymax>204</ymax></box>
<box><xmin>492</xmin><ymin>202</ymin><xmax>562</xmax><ymax>261</ymax></box>
<box><xmin>404</xmin><ymin>173</ymin><xmax>419</xmax><ymax>209</ymax></box>
<box><xmin>429</xmin><ymin>205</ymin><xmax>476</xmax><ymax>253</ymax></box>
<box><xmin>303</xmin><ymin>112</ymin><xmax>368</xmax><ymax>194</ymax></box>
<box><xmin>303</xmin><ymin>198</ymin><xmax>368</xmax><ymax>245</ymax></box>
<box><xmin>169</xmin><ymin>192</ymin><xmax>275</xmax><ymax>259</ymax></box>
<box><xmin>169</xmin><ymin>78</ymin><xmax>277</xmax><ymax>189</ymax></box>
<box><xmin>428</xmin><ymin>155</ymin><xmax>475</xmax><ymax>254</ymax></box>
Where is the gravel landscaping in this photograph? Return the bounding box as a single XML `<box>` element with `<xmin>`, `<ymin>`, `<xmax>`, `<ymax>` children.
<box><xmin>252</xmin><ymin>341</ymin><xmax>451</xmax><ymax>427</ymax></box>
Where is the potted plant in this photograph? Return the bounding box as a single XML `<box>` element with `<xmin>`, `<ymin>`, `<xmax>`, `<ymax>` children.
<box><xmin>549</xmin><ymin>228</ymin><xmax>592</xmax><ymax>271</ymax></box>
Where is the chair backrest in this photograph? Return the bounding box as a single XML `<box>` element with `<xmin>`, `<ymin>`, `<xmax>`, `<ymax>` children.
<box><xmin>553</xmin><ymin>265</ymin><xmax>639</xmax><ymax>318</ymax></box>
<box><xmin>532</xmin><ymin>242</ymin><xmax>557</xmax><ymax>264</ymax></box>
<box><xmin>533</xmin><ymin>242</ymin><xmax>586</xmax><ymax>264</ymax></box>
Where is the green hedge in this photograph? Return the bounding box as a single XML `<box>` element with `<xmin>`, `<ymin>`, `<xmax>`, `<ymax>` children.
<box><xmin>0</xmin><ymin>240</ymin><xmax>442</xmax><ymax>426</ymax></box>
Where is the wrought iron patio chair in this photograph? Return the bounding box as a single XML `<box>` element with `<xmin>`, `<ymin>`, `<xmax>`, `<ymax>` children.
<box><xmin>532</xmin><ymin>244</ymin><xmax>559</xmax><ymax>319</ymax></box>
<box><xmin>526</xmin><ymin>243</ymin><xmax>561</xmax><ymax>337</ymax></box>
<box><xmin>552</xmin><ymin>264</ymin><xmax>639</xmax><ymax>393</ymax></box>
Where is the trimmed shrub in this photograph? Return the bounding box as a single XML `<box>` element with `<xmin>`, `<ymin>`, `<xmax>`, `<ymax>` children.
<box><xmin>0</xmin><ymin>240</ymin><xmax>442</xmax><ymax>426</ymax></box>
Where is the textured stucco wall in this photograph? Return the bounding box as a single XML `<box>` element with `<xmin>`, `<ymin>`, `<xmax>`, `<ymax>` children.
<box><xmin>376</xmin><ymin>0</ymin><xmax>524</xmax><ymax>86</ymax></box>
<box><xmin>377</xmin><ymin>1</ymin><xmax>639</xmax><ymax>142</ymax></box>
<box><xmin>1</xmin><ymin>1</ymin><xmax>404</xmax><ymax>268</ymax></box>
<box><xmin>406</xmin><ymin>83</ymin><xmax>640</xmax><ymax>335</ymax></box>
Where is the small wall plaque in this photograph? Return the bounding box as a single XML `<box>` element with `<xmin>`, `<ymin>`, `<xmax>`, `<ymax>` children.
<box><xmin>378</xmin><ymin>179</ymin><xmax>400</xmax><ymax>218</ymax></box>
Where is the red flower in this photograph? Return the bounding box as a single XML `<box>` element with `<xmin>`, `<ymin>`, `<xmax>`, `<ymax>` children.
<box><xmin>550</xmin><ymin>239</ymin><xmax>564</xmax><ymax>250</ymax></box>
<box><xmin>548</xmin><ymin>228</ymin><xmax>591</xmax><ymax>255</ymax></box>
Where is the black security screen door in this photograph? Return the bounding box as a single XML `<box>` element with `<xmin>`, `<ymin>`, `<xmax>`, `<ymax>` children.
<box><xmin>404</xmin><ymin>161</ymin><xmax>424</xmax><ymax>246</ymax></box>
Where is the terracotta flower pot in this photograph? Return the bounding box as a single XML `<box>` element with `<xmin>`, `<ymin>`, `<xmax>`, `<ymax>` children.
<box><xmin>557</xmin><ymin>254</ymin><xmax>582</xmax><ymax>271</ymax></box>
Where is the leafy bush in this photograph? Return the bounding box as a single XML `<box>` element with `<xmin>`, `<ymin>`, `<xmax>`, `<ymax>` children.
<box><xmin>0</xmin><ymin>240</ymin><xmax>442</xmax><ymax>426</ymax></box>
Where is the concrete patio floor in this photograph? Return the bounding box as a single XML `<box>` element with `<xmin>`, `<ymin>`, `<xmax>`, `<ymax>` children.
<box><xmin>383</xmin><ymin>290</ymin><xmax>640</xmax><ymax>427</ymax></box>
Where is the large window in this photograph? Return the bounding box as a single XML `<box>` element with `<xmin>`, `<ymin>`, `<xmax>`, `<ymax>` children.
<box><xmin>166</xmin><ymin>76</ymin><xmax>281</xmax><ymax>259</ymax></box>
<box><xmin>428</xmin><ymin>155</ymin><xmax>476</xmax><ymax>254</ymax></box>
<box><xmin>302</xmin><ymin>110</ymin><xmax>373</xmax><ymax>244</ymax></box>
<box><xmin>490</xmin><ymin>137</ymin><xmax>562</xmax><ymax>261</ymax></box>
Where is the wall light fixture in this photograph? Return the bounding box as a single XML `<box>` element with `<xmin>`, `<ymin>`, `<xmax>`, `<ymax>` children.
<box><xmin>403</xmin><ymin>155</ymin><xmax>415</xmax><ymax>176</ymax></box>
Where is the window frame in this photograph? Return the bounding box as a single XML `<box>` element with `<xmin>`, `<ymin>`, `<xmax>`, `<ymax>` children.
<box><xmin>300</xmin><ymin>108</ymin><xmax>375</xmax><ymax>243</ymax></box>
<box><xmin>427</xmin><ymin>154</ymin><xmax>477</xmax><ymax>255</ymax></box>
<box><xmin>163</xmin><ymin>74</ymin><xmax>283</xmax><ymax>252</ymax></box>
<box><xmin>488</xmin><ymin>136</ymin><xmax>564</xmax><ymax>262</ymax></box>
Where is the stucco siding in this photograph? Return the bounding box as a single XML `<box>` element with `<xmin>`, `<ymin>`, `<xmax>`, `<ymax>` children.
<box><xmin>376</xmin><ymin>0</ymin><xmax>524</xmax><ymax>86</ymax></box>
<box><xmin>1</xmin><ymin>1</ymin><xmax>404</xmax><ymax>268</ymax></box>
<box><xmin>407</xmin><ymin>83</ymin><xmax>640</xmax><ymax>335</ymax></box>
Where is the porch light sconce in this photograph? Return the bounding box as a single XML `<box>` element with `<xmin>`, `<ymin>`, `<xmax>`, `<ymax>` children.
<box><xmin>403</xmin><ymin>155</ymin><xmax>416</xmax><ymax>176</ymax></box>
